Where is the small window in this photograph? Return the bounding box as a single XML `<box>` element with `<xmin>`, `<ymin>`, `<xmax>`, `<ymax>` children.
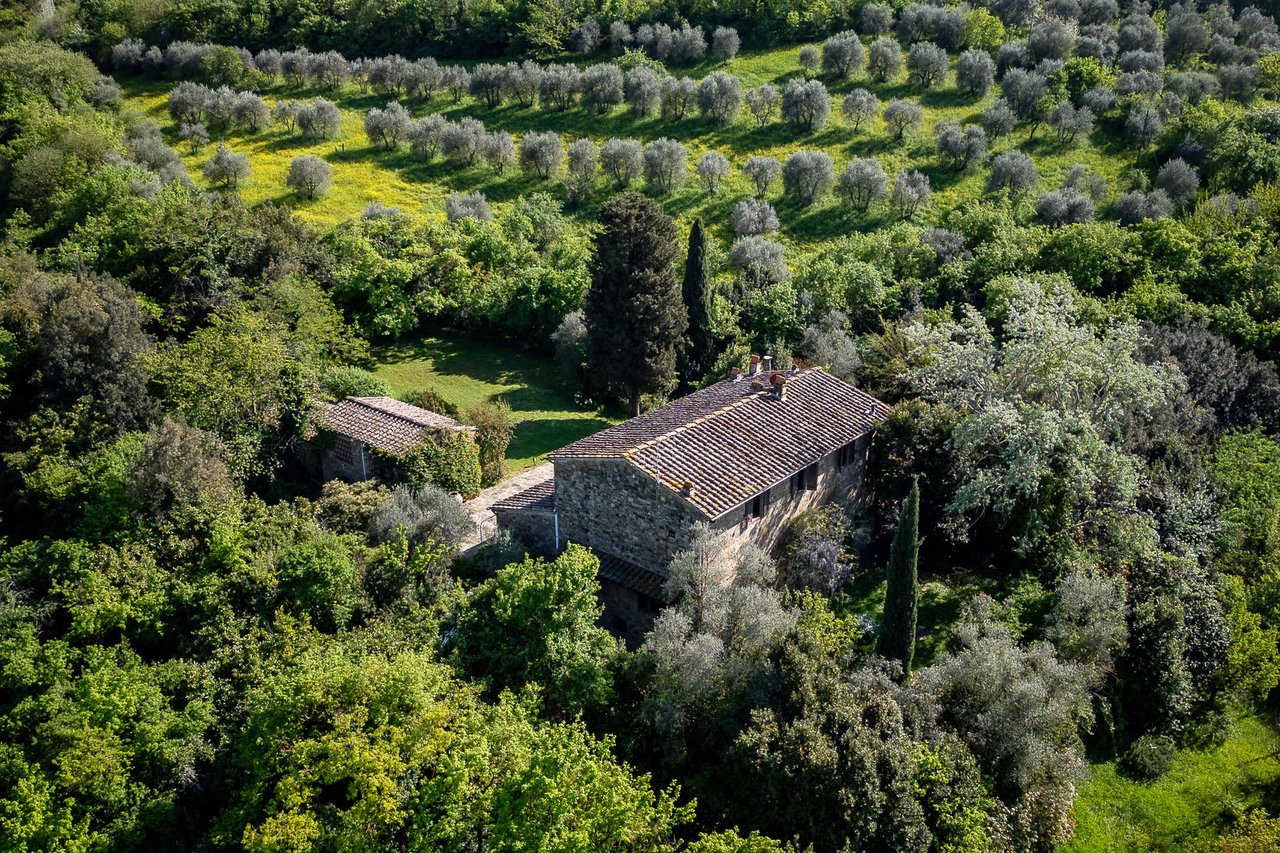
<box><xmin>747</xmin><ymin>489</ymin><xmax>771</xmax><ymax>519</ymax></box>
<box><xmin>837</xmin><ymin>441</ymin><xmax>858</xmax><ymax>469</ymax></box>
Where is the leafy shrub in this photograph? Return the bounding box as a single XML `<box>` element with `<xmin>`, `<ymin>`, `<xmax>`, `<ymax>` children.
<box><xmin>1121</xmin><ymin>734</ymin><xmax>1176</xmax><ymax>780</ymax></box>
<box><xmin>323</xmin><ymin>365</ymin><xmax>390</xmax><ymax>399</ymax></box>
<box><xmin>394</xmin><ymin>430</ymin><xmax>482</xmax><ymax>497</ymax></box>
<box><xmin>368</xmin><ymin>483</ymin><xmax>473</xmax><ymax>547</ymax></box>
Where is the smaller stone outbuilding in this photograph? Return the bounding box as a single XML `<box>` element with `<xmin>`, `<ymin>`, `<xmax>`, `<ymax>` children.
<box><xmin>316</xmin><ymin>396</ymin><xmax>475</xmax><ymax>483</ymax></box>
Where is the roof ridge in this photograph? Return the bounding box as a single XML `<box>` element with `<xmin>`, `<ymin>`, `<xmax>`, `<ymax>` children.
<box><xmin>348</xmin><ymin>396</ymin><xmax>446</xmax><ymax>431</ymax></box>
<box><xmin>623</xmin><ymin>385</ymin><xmax>764</xmax><ymax>461</ymax></box>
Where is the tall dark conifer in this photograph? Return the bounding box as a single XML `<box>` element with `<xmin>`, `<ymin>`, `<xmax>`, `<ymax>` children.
<box><xmin>678</xmin><ymin>218</ymin><xmax>717</xmax><ymax>390</ymax></box>
<box><xmin>880</xmin><ymin>478</ymin><xmax>920</xmax><ymax>677</ymax></box>
<box><xmin>584</xmin><ymin>193</ymin><xmax>686</xmax><ymax>415</ymax></box>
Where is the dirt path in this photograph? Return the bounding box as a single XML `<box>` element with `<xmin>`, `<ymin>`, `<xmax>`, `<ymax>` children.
<box><xmin>458</xmin><ymin>463</ymin><xmax>553</xmax><ymax>553</ymax></box>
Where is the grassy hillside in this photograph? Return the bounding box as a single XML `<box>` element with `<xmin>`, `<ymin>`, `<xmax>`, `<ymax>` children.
<box><xmin>117</xmin><ymin>42</ymin><xmax>1138</xmax><ymax>247</ymax></box>
<box><xmin>1067</xmin><ymin>711</ymin><xmax>1280</xmax><ymax>851</ymax></box>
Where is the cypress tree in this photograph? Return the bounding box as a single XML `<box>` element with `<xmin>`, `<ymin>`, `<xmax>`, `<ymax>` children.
<box><xmin>678</xmin><ymin>218</ymin><xmax>717</xmax><ymax>390</ymax></box>
<box><xmin>584</xmin><ymin>193</ymin><xmax>687</xmax><ymax>415</ymax></box>
<box><xmin>880</xmin><ymin>478</ymin><xmax>920</xmax><ymax>677</ymax></box>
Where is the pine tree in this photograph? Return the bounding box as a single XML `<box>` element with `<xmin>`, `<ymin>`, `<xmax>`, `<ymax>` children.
<box><xmin>880</xmin><ymin>478</ymin><xmax>920</xmax><ymax>677</ymax></box>
<box><xmin>678</xmin><ymin>218</ymin><xmax>717</xmax><ymax>391</ymax></box>
<box><xmin>584</xmin><ymin>193</ymin><xmax>687</xmax><ymax>415</ymax></box>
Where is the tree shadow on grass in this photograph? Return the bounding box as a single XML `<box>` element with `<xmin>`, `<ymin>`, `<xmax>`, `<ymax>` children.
<box><xmin>508</xmin><ymin>415</ymin><xmax>617</xmax><ymax>462</ymax></box>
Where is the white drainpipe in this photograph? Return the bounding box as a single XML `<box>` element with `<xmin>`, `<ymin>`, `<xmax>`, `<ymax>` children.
<box><xmin>359</xmin><ymin>441</ymin><xmax>368</xmax><ymax>480</ymax></box>
<box><xmin>553</xmin><ymin>509</ymin><xmax>560</xmax><ymax>551</ymax></box>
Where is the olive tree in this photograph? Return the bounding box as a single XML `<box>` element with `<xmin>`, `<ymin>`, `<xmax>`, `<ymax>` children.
<box><xmin>601</xmin><ymin>137</ymin><xmax>643</xmax><ymax>188</ymax></box>
<box><xmin>743</xmin><ymin>155</ymin><xmax>781</xmax><ymax>197</ymax></box>
<box><xmin>935</xmin><ymin>123</ymin><xmax>989</xmax><ymax>170</ymax></box>
<box><xmin>581</xmin><ymin>63</ymin><xmax>624</xmax><ymax>113</ymax></box>
<box><xmin>519</xmin><ymin>130</ymin><xmax>563</xmax><ymax>179</ymax></box>
<box><xmin>712</xmin><ymin>26</ymin><xmax>741</xmax><ymax>63</ymax></box>
<box><xmin>986</xmin><ymin>150</ymin><xmax>1040</xmax><ymax>198</ymax></box>
<box><xmin>982</xmin><ymin>97</ymin><xmax>1017</xmax><ymax>138</ymax></box>
<box><xmin>868</xmin><ymin>37</ymin><xmax>903</xmax><ymax>82</ymax></box>
<box><xmin>745</xmin><ymin>84</ymin><xmax>779</xmax><ymax>126</ymax></box>
<box><xmin>441</xmin><ymin>117</ymin><xmax>486</xmax><ymax>165</ymax></box>
<box><xmin>1124</xmin><ymin>105</ymin><xmax>1163</xmax><ymax>147</ymax></box>
<box><xmin>781</xmin><ymin>78</ymin><xmax>832</xmax><ymax>131</ymax></box>
<box><xmin>729</xmin><ymin>236</ymin><xmax>789</xmax><ymax>289</ymax></box>
<box><xmin>564</xmin><ymin>137</ymin><xmax>598</xmax><ymax>206</ymax></box>
<box><xmin>697</xmin><ymin>71</ymin><xmax>743</xmax><ymax>125</ymax></box>
<box><xmin>286</xmin><ymin>154</ymin><xmax>332</xmax><ymax>199</ymax></box>
<box><xmin>483</xmin><ymin>131</ymin><xmax>516</xmax><ymax>174</ymax></box>
<box><xmin>624</xmin><ymin>66</ymin><xmax>662</xmax><ymax>117</ymax></box>
<box><xmin>842</xmin><ymin>88</ymin><xmax>880</xmax><ymax>132</ymax></box>
<box><xmin>782</xmin><ymin>150</ymin><xmax>835</xmax><ymax>206</ymax></box>
<box><xmin>956</xmin><ymin>48</ymin><xmax>996</xmax><ymax>97</ymax></box>
<box><xmin>445</xmin><ymin>190</ymin><xmax>493</xmax><ymax>222</ymax></box>
<box><xmin>363</xmin><ymin>101</ymin><xmax>407</xmax><ymax>149</ymax></box>
<box><xmin>798</xmin><ymin>45</ymin><xmax>820</xmax><ymax>76</ymax></box>
<box><xmin>661</xmin><ymin>76</ymin><xmax>698</xmax><ymax>119</ymax></box>
<box><xmin>907</xmin><ymin>41</ymin><xmax>949</xmax><ymax>88</ymax></box>
<box><xmin>822</xmin><ymin>31</ymin><xmax>866</xmax><ymax>77</ymax></box>
<box><xmin>298</xmin><ymin>97</ymin><xmax>341</xmax><ymax>139</ymax></box>
<box><xmin>883</xmin><ymin>98</ymin><xmax>924</xmax><ymax>140</ymax></box>
<box><xmin>892</xmin><ymin>169</ymin><xmax>932</xmax><ymax>218</ymax></box>
<box><xmin>202</xmin><ymin>144</ymin><xmax>249</xmax><ymax>188</ymax></box>
<box><xmin>862</xmin><ymin>2</ymin><xmax>895</xmax><ymax>35</ymax></box>
<box><xmin>1035</xmin><ymin>187</ymin><xmax>1095</xmax><ymax>225</ymax></box>
<box><xmin>732</xmin><ymin>198</ymin><xmax>780</xmax><ymax>236</ymax></box>
<box><xmin>643</xmin><ymin>137</ymin><xmax>688</xmax><ymax>194</ymax></box>
<box><xmin>837</xmin><ymin>157</ymin><xmax>888</xmax><ymax>212</ymax></box>
<box><xmin>1155</xmin><ymin>157</ymin><xmax>1199</xmax><ymax>208</ymax></box>
<box><xmin>696</xmin><ymin>151</ymin><xmax>730</xmax><ymax>194</ymax></box>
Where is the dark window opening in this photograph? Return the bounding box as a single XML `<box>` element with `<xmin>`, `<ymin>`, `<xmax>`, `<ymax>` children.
<box><xmin>836</xmin><ymin>441</ymin><xmax>858</xmax><ymax>468</ymax></box>
<box><xmin>747</xmin><ymin>489</ymin><xmax>771</xmax><ymax>519</ymax></box>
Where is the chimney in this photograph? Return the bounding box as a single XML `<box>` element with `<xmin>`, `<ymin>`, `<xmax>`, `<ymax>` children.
<box><xmin>770</xmin><ymin>372</ymin><xmax>787</xmax><ymax>401</ymax></box>
<box><xmin>680</xmin><ymin>481</ymin><xmax>695</xmax><ymax>498</ymax></box>
<box><xmin>748</xmin><ymin>354</ymin><xmax>762</xmax><ymax>376</ymax></box>
<box><xmin>730</xmin><ymin>366</ymin><xmax>742</xmax><ymax>381</ymax></box>
<box><xmin>762</xmin><ymin>354</ymin><xmax>773</xmax><ymax>373</ymax></box>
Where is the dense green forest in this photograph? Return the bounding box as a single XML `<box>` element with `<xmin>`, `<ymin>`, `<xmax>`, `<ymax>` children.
<box><xmin>6</xmin><ymin>0</ymin><xmax>1280</xmax><ymax>849</ymax></box>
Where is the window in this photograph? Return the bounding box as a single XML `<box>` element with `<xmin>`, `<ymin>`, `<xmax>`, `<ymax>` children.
<box><xmin>790</xmin><ymin>463</ymin><xmax>820</xmax><ymax>496</ymax></box>
<box><xmin>836</xmin><ymin>441</ymin><xmax>858</xmax><ymax>469</ymax></box>
<box><xmin>746</xmin><ymin>489</ymin><xmax>771</xmax><ymax>519</ymax></box>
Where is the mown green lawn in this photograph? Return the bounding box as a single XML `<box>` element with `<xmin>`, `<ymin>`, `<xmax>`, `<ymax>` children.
<box><xmin>1067</xmin><ymin>711</ymin><xmax>1280</xmax><ymax>852</ymax></box>
<box><xmin>370</xmin><ymin>330</ymin><xmax>617</xmax><ymax>470</ymax></box>
<box><xmin>116</xmin><ymin>41</ymin><xmax>1141</xmax><ymax>247</ymax></box>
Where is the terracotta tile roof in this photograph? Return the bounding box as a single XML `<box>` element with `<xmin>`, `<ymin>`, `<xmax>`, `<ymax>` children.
<box><xmin>491</xmin><ymin>478</ymin><xmax>556</xmax><ymax>512</ymax></box>
<box><xmin>317</xmin><ymin>396</ymin><xmax>474</xmax><ymax>456</ymax></box>
<box><xmin>596</xmin><ymin>551</ymin><xmax>668</xmax><ymax>602</ymax></box>
<box><xmin>549</xmin><ymin>369</ymin><xmax>890</xmax><ymax>520</ymax></box>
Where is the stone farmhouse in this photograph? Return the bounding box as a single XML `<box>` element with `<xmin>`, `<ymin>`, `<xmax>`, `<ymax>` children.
<box><xmin>316</xmin><ymin>396</ymin><xmax>475</xmax><ymax>483</ymax></box>
<box><xmin>494</xmin><ymin>357</ymin><xmax>891</xmax><ymax>641</ymax></box>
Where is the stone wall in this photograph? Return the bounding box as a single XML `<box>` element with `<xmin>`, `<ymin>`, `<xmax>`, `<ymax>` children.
<box><xmin>553</xmin><ymin>433</ymin><xmax>874</xmax><ymax>573</ymax></box>
<box><xmin>713</xmin><ymin>433</ymin><xmax>873</xmax><ymax>559</ymax></box>
<box><xmin>492</xmin><ymin>506</ymin><xmax>558</xmax><ymax>556</ymax></box>
<box><xmin>553</xmin><ymin>458</ymin><xmax>703</xmax><ymax>572</ymax></box>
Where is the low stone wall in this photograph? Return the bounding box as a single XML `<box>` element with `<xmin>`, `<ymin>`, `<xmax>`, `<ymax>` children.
<box><xmin>492</xmin><ymin>506</ymin><xmax>557</xmax><ymax>556</ymax></box>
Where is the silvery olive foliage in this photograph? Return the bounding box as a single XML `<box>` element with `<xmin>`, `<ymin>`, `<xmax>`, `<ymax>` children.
<box><xmin>904</xmin><ymin>280</ymin><xmax>1183</xmax><ymax>550</ymax></box>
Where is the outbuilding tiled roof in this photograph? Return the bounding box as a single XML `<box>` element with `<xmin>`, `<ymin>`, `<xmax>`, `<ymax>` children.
<box><xmin>317</xmin><ymin>396</ymin><xmax>474</xmax><ymax>456</ymax></box>
<box><xmin>491</xmin><ymin>478</ymin><xmax>556</xmax><ymax>513</ymax></box>
<box><xmin>549</xmin><ymin>369</ymin><xmax>890</xmax><ymax>520</ymax></box>
<box><xmin>596</xmin><ymin>551</ymin><xmax>668</xmax><ymax>602</ymax></box>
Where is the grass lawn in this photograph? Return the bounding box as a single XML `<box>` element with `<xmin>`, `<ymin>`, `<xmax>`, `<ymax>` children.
<box><xmin>1067</xmin><ymin>710</ymin><xmax>1280</xmax><ymax>852</ymax></box>
<box><xmin>115</xmin><ymin>40</ymin><xmax>1147</xmax><ymax>248</ymax></box>
<box><xmin>370</xmin><ymin>330</ymin><xmax>617</xmax><ymax>471</ymax></box>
